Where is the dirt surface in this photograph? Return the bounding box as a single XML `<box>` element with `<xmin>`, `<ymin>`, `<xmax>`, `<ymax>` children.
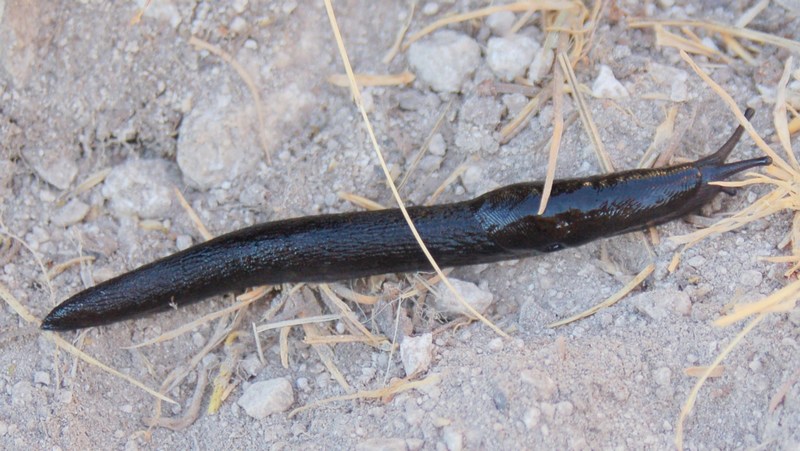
<box><xmin>1</xmin><ymin>1</ymin><xmax>799</xmax><ymax>449</ymax></box>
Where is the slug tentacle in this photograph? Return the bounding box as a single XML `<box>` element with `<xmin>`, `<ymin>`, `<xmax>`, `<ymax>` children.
<box><xmin>41</xmin><ymin>110</ymin><xmax>772</xmax><ymax>331</ymax></box>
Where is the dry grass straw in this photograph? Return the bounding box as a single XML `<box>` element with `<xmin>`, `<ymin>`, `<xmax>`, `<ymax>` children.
<box><xmin>323</xmin><ymin>0</ymin><xmax>509</xmax><ymax>339</ymax></box>
<box><xmin>0</xmin><ymin>225</ymin><xmax>175</xmax><ymax>404</ymax></box>
<box><xmin>628</xmin><ymin>19</ymin><xmax>800</xmax><ymax>55</ymax></box>
<box><xmin>664</xmin><ymin>51</ymin><xmax>799</xmax><ymax>449</ymax></box>
<box><xmin>547</xmin><ymin>264</ymin><xmax>654</xmax><ymax>328</ymax></box>
<box><xmin>327</xmin><ymin>71</ymin><xmax>415</xmax><ymax>88</ymax></box>
<box><xmin>188</xmin><ymin>36</ymin><xmax>272</xmax><ymax>164</ymax></box>
<box><xmin>288</xmin><ymin>373</ymin><xmax>441</xmax><ymax>418</ymax></box>
<box><xmin>398</xmin><ymin>99</ymin><xmax>452</xmax><ymax>191</ymax></box>
<box><xmin>402</xmin><ymin>0</ymin><xmax>580</xmax><ymax>49</ymax></box>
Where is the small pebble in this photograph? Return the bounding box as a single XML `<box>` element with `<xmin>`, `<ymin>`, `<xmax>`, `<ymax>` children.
<box><xmin>33</xmin><ymin>371</ymin><xmax>50</xmax><ymax>386</ymax></box>
<box><xmin>177</xmin><ymin>97</ymin><xmax>263</xmax><ymax>189</ymax></box>
<box><xmin>11</xmin><ymin>381</ymin><xmax>33</xmax><ymax>406</ymax></box>
<box><xmin>632</xmin><ymin>289</ymin><xmax>690</xmax><ymax>321</ymax></box>
<box><xmin>442</xmin><ymin>426</ymin><xmax>463</xmax><ymax>451</ymax></box>
<box><xmin>519</xmin><ymin>368</ymin><xmax>557</xmax><ymax>400</ymax></box>
<box><xmin>591</xmin><ymin>65</ymin><xmax>628</xmax><ymax>99</ymax></box>
<box><xmin>487</xmin><ymin>337</ymin><xmax>503</xmax><ymax>352</ymax></box>
<box><xmin>528</xmin><ymin>48</ymin><xmax>554</xmax><ymax>84</ymax></box>
<box><xmin>408</xmin><ymin>30</ymin><xmax>481</xmax><ymax>93</ymax></box>
<box><xmin>23</xmin><ymin>147</ymin><xmax>78</xmax><ymax>190</ymax></box>
<box><xmin>428</xmin><ymin>133</ymin><xmax>446</xmax><ymax>156</ymax></box>
<box><xmin>486</xmin><ymin>11</ymin><xmax>516</xmax><ymax>35</ymax></box>
<box><xmin>421</xmin><ymin>2</ymin><xmax>439</xmax><ymax>16</ymax></box>
<box><xmin>653</xmin><ymin>367</ymin><xmax>672</xmax><ymax>387</ymax></box>
<box><xmin>460</xmin><ymin>164</ymin><xmax>485</xmax><ymax>194</ymax></box>
<box><xmin>740</xmin><ymin>269</ymin><xmax>763</xmax><ymax>287</ymax></box>
<box><xmin>355</xmin><ymin>438</ymin><xmax>408</xmax><ymax>451</ymax></box>
<box><xmin>523</xmin><ymin>407</ymin><xmax>541</xmax><ymax>429</ymax></box>
<box><xmin>101</xmin><ymin>159</ymin><xmax>174</xmax><ymax>219</ymax></box>
<box><xmin>229</xmin><ymin>17</ymin><xmax>247</xmax><ymax>34</ymax></box>
<box><xmin>51</xmin><ymin>199</ymin><xmax>90</xmax><ymax>226</ymax></box>
<box><xmin>400</xmin><ymin>333</ymin><xmax>433</xmax><ymax>376</ymax></box>
<box><xmin>237</xmin><ymin>377</ymin><xmax>294</xmax><ymax>419</ymax></box>
<box><xmin>486</xmin><ymin>35</ymin><xmax>539</xmax><ymax>82</ymax></box>
<box><xmin>433</xmin><ymin>278</ymin><xmax>494</xmax><ymax>318</ymax></box>
<box><xmin>686</xmin><ymin>255</ymin><xmax>706</xmax><ymax>268</ymax></box>
<box><xmin>176</xmin><ymin>235</ymin><xmax>193</xmax><ymax>251</ymax></box>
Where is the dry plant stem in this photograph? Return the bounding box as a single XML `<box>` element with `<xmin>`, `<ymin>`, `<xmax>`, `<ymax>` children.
<box><xmin>402</xmin><ymin>0</ymin><xmax>580</xmax><ymax>48</ymax></box>
<box><xmin>338</xmin><ymin>191</ymin><xmax>386</xmax><ymax>211</ymax></box>
<box><xmin>769</xmin><ymin>367</ymin><xmax>800</xmax><ymax>412</ymax></box>
<box><xmin>144</xmin><ymin>369</ymin><xmax>209</xmax><ymax>431</ymax></box>
<box><xmin>675</xmin><ymin>314</ymin><xmax>766</xmax><ymax>450</ymax></box>
<box><xmin>558</xmin><ymin>51</ymin><xmax>613</xmax><ymax>172</ymax></box>
<box><xmin>288</xmin><ymin>373</ymin><xmax>441</xmax><ymax>418</ymax></box>
<box><xmin>774</xmin><ymin>57</ymin><xmax>797</xmax><ymax>168</ymax></box>
<box><xmin>736</xmin><ymin>0</ymin><xmax>769</xmax><ymax>27</ymax></box>
<box><xmin>382</xmin><ymin>0</ymin><xmax>416</xmax><ymax>64</ymax></box>
<box><xmin>322</xmin><ymin>0</ymin><xmax>508</xmax><ymax>339</ymax></box>
<box><xmin>187</xmin><ymin>36</ymin><xmax>272</xmax><ymax>164</ymax></box>
<box><xmin>679</xmin><ymin>50</ymin><xmax>792</xmax><ymax>173</ymax></box>
<box><xmin>398</xmin><ymin>99</ymin><xmax>452</xmax><ymax>191</ymax></box>
<box><xmin>537</xmin><ymin>47</ymin><xmax>566</xmax><ymax>215</ymax></box>
<box><xmin>629</xmin><ymin>19</ymin><xmax>800</xmax><ymax>54</ymax></box>
<box><xmin>547</xmin><ymin>264</ymin><xmax>654</xmax><ymax>327</ymax></box>
<box><xmin>327</xmin><ymin>72</ymin><xmax>415</xmax><ymax>88</ymax></box>
<box><xmin>174</xmin><ymin>187</ymin><xmax>213</xmax><ymax>240</ymax></box>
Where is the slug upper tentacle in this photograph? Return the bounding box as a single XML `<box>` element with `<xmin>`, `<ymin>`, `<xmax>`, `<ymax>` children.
<box><xmin>41</xmin><ymin>109</ymin><xmax>771</xmax><ymax>331</ymax></box>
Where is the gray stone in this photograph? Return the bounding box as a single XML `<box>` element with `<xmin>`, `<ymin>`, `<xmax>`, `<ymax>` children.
<box><xmin>434</xmin><ymin>278</ymin><xmax>494</xmax><ymax>318</ymax></box>
<box><xmin>591</xmin><ymin>65</ymin><xmax>628</xmax><ymax>99</ymax></box>
<box><xmin>177</xmin><ymin>97</ymin><xmax>263</xmax><ymax>189</ymax></box>
<box><xmin>101</xmin><ymin>159</ymin><xmax>174</xmax><ymax>219</ymax></box>
<box><xmin>400</xmin><ymin>333</ymin><xmax>433</xmax><ymax>376</ymax></box>
<box><xmin>408</xmin><ymin>30</ymin><xmax>481</xmax><ymax>93</ymax></box>
<box><xmin>486</xmin><ymin>35</ymin><xmax>538</xmax><ymax>81</ymax></box>
<box><xmin>51</xmin><ymin>199</ymin><xmax>90</xmax><ymax>227</ymax></box>
<box><xmin>237</xmin><ymin>377</ymin><xmax>294</xmax><ymax>419</ymax></box>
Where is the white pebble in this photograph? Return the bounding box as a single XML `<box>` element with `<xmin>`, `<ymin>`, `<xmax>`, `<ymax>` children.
<box><xmin>237</xmin><ymin>377</ymin><xmax>294</xmax><ymax>419</ymax></box>
<box><xmin>740</xmin><ymin>269</ymin><xmax>763</xmax><ymax>287</ymax></box>
<box><xmin>523</xmin><ymin>407</ymin><xmax>541</xmax><ymax>429</ymax></box>
<box><xmin>355</xmin><ymin>438</ymin><xmax>408</xmax><ymax>451</ymax></box>
<box><xmin>229</xmin><ymin>17</ymin><xmax>247</xmax><ymax>34</ymax></box>
<box><xmin>408</xmin><ymin>30</ymin><xmax>481</xmax><ymax>93</ymax></box>
<box><xmin>175</xmin><ymin>235</ymin><xmax>193</xmax><ymax>251</ymax></box>
<box><xmin>51</xmin><ymin>199</ymin><xmax>90</xmax><ymax>226</ymax></box>
<box><xmin>460</xmin><ymin>164</ymin><xmax>485</xmax><ymax>194</ymax></box>
<box><xmin>653</xmin><ymin>367</ymin><xmax>672</xmax><ymax>387</ymax></box>
<box><xmin>400</xmin><ymin>333</ymin><xmax>433</xmax><ymax>376</ymax></box>
<box><xmin>11</xmin><ymin>381</ymin><xmax>33</xmax><ymax>406</ymax></box>
<box><xmin>33</xmin><ymin>371</ymin><xmax>50</xmax><ymax>386</ymax></box>
<box><xmin>23</xmin><ymin>147</ymin><xmax>78</xmax><ymax>190</ymax></box>
<box><xmin>177</xmin><ymin>98</ymin><xmax>263</xmax><ymax>189</ymax></box>
<box><xmin>486</xmin><ymin>11</ymin><xmax>516</xmax><ymax>36</ymax></box>
<box><xmin>442</xmin><ymin>426</ymin><xmax>463</xmax><ymax>451</ymax></box>
<box><xmin>528</xmin><ymin>48</ymin><xmax>554</xmax><ymax>84</ymax></box>
<box><xmin>433</xmin><ymin>278</ymin><xmax>494</xmax><ymax>318</ymax></box>
<box><xmin>421</xmin><ymin>2</ymin><xmax>439</xmax><ymax>16</ymax></box>
<box><xmin>101</xmin><ymin>159</ymin><xmax>173</xmax><ymax>219</ymax></box>
<box><xmin>486</xmin><ymin>35</ymin><xmax>539</xmax><ymax>82</ymax></box>
<box><xmin>591</xmin><ymin>65</ymin><xmax>628</xmax><ymax>99</ymax></box>
<box><xmin>429</xmin><ymin>133</ymin><xmax>446</xmax><ymax>156</ymax></box>
<box><xmin>686</xmin><ymin>255</ymin><xmax>706</xmax><ymax>267</ymax></box>
<box><xmin>519</xmin><ymin>368</ymin><xmax>557</xmax><ymax>400</ymax></box>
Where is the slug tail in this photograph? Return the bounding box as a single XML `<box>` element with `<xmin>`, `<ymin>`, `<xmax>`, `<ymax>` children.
<box><xmin>698</xmin><ymin>107</ymin><xmax>755</xmax><ymax>166</ymax></box>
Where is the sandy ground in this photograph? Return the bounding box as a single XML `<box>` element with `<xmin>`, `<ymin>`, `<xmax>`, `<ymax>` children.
<box><xmin>0</xmin><ymin>0</ymin><xmax>798</xmax><ymax>449</ymax></box>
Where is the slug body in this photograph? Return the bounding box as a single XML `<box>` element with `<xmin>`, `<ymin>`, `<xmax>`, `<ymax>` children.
<box><xmin>42</xmin><ymin>110</ymin><xmax>771</xmax><ymax>330</ymax></box>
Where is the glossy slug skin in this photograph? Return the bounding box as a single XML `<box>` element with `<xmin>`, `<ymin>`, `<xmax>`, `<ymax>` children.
<box><xmin>42</xmin><ymin>109</ymin><xmax>771</xmax><ymax>330</ymax></box>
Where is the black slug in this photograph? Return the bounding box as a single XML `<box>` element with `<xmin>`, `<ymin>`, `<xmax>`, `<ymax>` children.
<box><xmin>42</xmin><ymin>109</ymin><xmax>770</xmax><ymax>331</ymax></box>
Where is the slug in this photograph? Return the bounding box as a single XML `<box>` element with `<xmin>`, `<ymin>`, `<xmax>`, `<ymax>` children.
<box><xmin>42</xmin><ymin>109</ymin><xmax>770</xmax><ymax>331</ymax></box>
